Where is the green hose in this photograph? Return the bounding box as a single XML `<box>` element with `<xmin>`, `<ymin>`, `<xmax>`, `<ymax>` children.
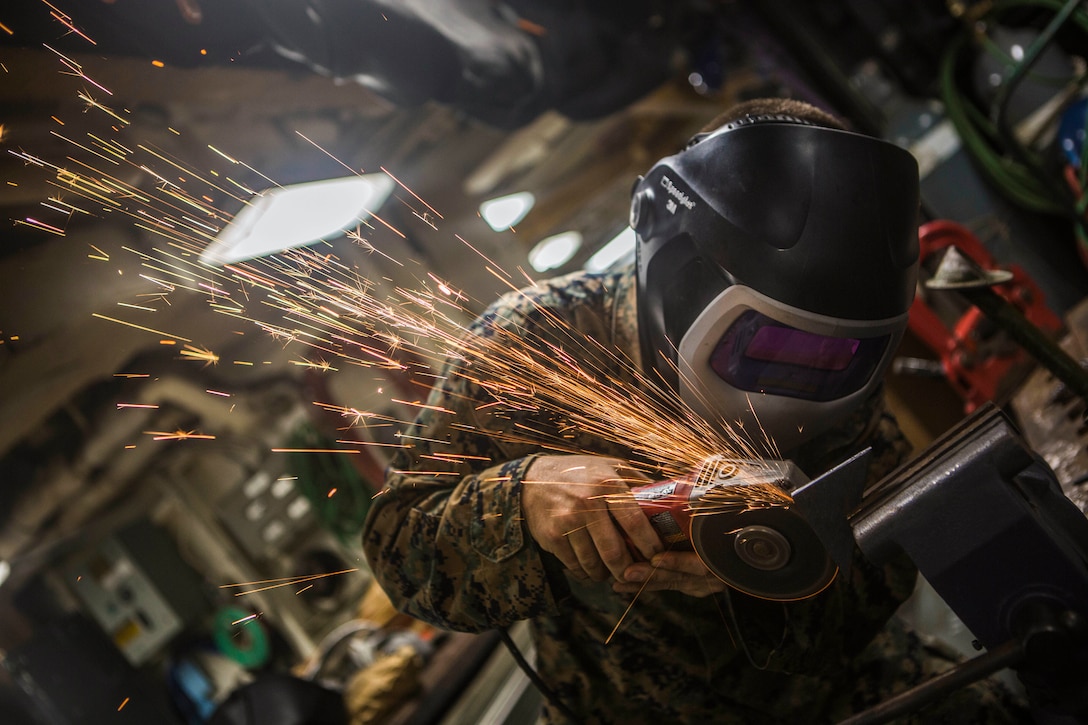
<box><xmin>938</xmin><ymin>0</ymin><xmax>1088</xmax><ymax>229</ymax></box>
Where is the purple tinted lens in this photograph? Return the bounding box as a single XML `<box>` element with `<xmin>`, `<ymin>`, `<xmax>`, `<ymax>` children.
<box><xmin>710</xmin><ymin>310</ymin><xmax>888</xmax><ymax>402</ymax></box>
<box><xmin>746</xmin><ymin>326</ymin><xmax>859</xmax><ymax>371</ymax></box>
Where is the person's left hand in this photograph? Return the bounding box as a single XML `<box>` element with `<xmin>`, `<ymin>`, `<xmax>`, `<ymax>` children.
<box><xmin>613</xmin><ymin>551</ymin><xmax>727</xmax><ymax>598</ymax></box>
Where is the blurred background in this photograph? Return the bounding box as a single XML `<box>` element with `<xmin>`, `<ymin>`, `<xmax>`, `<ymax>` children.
<box><xmin>1</xmin><ymin>1</ymin><xmax>1088</xmax><ymax>723</ymax></box>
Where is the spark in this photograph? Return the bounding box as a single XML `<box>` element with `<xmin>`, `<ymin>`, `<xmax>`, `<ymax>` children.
<box><xmin>391</xmin><ymin>399</ymin><xmax>455</xmax><ymax>415</ymax></box>
<box><xmin>607</xmin><ymin>568</ymin><xmax>656</xmax><ymax>645</ymax></box>
<box><xmin>335</xmin><ymin>439</ymin><xmax>410</xmax><ymax>449</ymax></box>
<box><xmin>454</xmin><ymin>234</ymin><xmax>509</xmax><ymax>280</ymax></box>
<box><xmin>294</xmin><ymin>131</ymin><xmax>357</xmax><ymax>175</ymax></box>
<box><xmin>363</xmin><ymin>209</ymin><xmax>406</xmax><ymax>239</ymax></box>
<box><xmin>91</xmin><ymin>313</ymin><xmax>192</xmax><ymax>342</ymax></box>
<box><xmin>695</xmin><ymin>480</ymin><xmax>793</xmax><ymax>513</ymax></box>
<box><xmin>50</xmin><ymin>196</ymin><xmax>90</xmax><ymax>216</ymax></box>
<box><xmin>207</xmin><ymin>145</ymin><xmax>238</xmax><ymax>164</ymax></box>
<box><xmin>516</xmin><ymin>17</ymin><xmax>548</xmax><ymax>36</ymax></box>
<box><xmin>231</xmin><ymin>612</ymin><xmax>260</xmax><ymax>625</ymax></box>
<box><xmin>15</xmin><ymin>218</ymin><xmax>65</xmax><ymax>236</ymax></box>
<box><xmin>43</xmin><ymin>1</ymin><xmax>97</xmax><ymax>45</ymax></box>
<box><xmin>117</xmin><ymin>697</ymin><xmax>129</xmax><ymax>712</ymax></box>
<box><xmin>45</xmin><ymin>45</ymin><xmax>111</xmax><ymax>94</ymax></box>
<box><xmin>178</xmin><ymin>344</ymin><xmax>218</xmax><ymax>365</ymax></box>
<box><xmin>144</xmin><ymin>429</ymin><xmax>216</xmax><ymax>441</ymax></box>
<box><xmin>381</xmin><ymin>165</ymin><xmax>443</xmax><ymax>220</ymax></box>
<box><xmin>117</xmin><ymin>403</ymin><xmax>160</xmax><ymax>409</ymax></box>
<box><xmin>289</xmin><ymin>358</ymin><xmax>338</xmax><ymax>372</ymax></box>
<box><xmin>220</xmin><ymin>569</ymin><xmax>359</xmax><ymax>596</ymax></box>
<box><xmin>270</xmin><ymin>448</ymin><xmax>360</xmax><ymax>454</ymax></box>
<box><xmin>432</xmin><ymin>452</ymin><xmax>491</xmax><ymax>462</ymax></box>
<box><xmin>345</xmin><ymin>227</ymin><xmax>403</xmax><ymax>265</ymax></box>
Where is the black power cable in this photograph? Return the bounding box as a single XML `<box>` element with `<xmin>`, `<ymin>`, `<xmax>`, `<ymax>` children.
<box><xmin>498</xmin><ymin>627</ymin><xmax>581</xmax><ymax>723</ymax></box>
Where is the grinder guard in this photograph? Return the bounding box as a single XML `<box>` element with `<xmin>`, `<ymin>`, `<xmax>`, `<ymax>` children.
<box><xmin>633</xmin><ymin>453</ymin><xmax>868</xmax><ymax>601</ymax></box>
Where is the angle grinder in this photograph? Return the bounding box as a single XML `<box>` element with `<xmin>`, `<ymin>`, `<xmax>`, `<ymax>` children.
<box><xmin>631</xmin><ymin>452</ymin><xmax>870</xmax><ymax>601</ymax></box>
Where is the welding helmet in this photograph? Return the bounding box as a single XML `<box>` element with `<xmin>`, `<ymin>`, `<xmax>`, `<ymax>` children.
<box><xmin>632</xmin><ymin>115</ymin><xmax>919</xmax><ymax>454</ymax></box>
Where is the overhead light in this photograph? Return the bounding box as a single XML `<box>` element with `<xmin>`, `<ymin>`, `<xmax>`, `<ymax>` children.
<box><xmin>529</xmin><ymin>231</ymin><xmax>582</xmax><ymax>272</ymax></box>
<box><xmin>0</xmin><ymin>559</ymin><xmax>10</xmax><ymax>588</ymax></box>
<box><xmin>585</xmin><ymin>226</ymin><xmax>636</xmax><ymax>272</ymax></box>
<box><xmin>199</xmin><ymin>173</ymin><xmax>395</xmax><ymax>266</ymax></box>
<box><xmin>480</xmin><ymin>191</ymin><xmax>535</xmax><ymax>231</ymax></box>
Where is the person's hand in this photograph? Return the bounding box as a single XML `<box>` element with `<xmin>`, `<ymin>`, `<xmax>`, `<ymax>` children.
<box><xmin>613</xmin><ymin>551</ymin><xmax>727</xmax><ymax>598</ymax></box>
<box><xmin>522</xmin><ymin>455</ymin><xmax>662</xmax><ymax>583</ymax></box>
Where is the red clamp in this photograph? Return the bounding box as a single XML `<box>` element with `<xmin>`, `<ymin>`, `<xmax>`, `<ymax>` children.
<box><xmin>908</xmin><ymin>220</ymin><xmax>1063</xmax><ymax>412</ymax></box>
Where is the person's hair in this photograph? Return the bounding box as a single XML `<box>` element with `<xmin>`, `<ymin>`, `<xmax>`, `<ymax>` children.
<box><xmin>699</xmin><ymin>97</ymin><xmax>846</xmax><ymax>134</ymax></box>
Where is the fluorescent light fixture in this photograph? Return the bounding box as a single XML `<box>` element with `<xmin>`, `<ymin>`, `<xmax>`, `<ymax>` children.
<box><xmin>200</xmin><ymin>173</ymin><xmax>395</xmax><ymax>266</ymax></box>
<box><xmin>480</xmin><ymin>191</ymin><xmax>535</xmax><ymax>231</ymax></box>
<box><xmin>0</xmin><ymin>559</ymin><xmax>9</xmax><ymax>588</ymax></box>
<box><xmin>585</xmin><ymin>226</ymin><xmax>636</xmax><ymax>272</ymax></box>
<box><xmin>529</xmin><ymin>231</ymin><xmax>582</xmax><ymax>272</ymax></box>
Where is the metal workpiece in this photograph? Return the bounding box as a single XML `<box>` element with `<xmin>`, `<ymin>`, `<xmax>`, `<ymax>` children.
<box><xmin>789</xmin><ymin>448</ymin><xmax>870</xmax><ymax>574</ymax></box>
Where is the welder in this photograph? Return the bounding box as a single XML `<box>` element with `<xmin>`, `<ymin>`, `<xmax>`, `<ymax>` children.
<box><xmin>362</xmin><ymin>98</ymin><xmax>1027</xmax><ymax>723</ymax></box>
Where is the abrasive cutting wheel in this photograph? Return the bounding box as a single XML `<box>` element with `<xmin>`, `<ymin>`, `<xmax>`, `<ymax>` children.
<box><xmin>690</xmin><ymin>496</ymin><xmax>837</xmax><ymax>601</ymax></box>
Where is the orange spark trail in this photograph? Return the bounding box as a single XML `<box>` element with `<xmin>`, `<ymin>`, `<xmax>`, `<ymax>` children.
<box><xmin>144</xmin><ymin>430</ymin><xmax>216</xmax><ymax>441</ymax></box>
<box><xmin>270</xmin><ymin>448</ymin><xmax>361</xmax><ymax>454</ymax></box>
<box><xmin>222</xmin><ymin>569</ymin><xmax>359</xmax><ymax>596</ymax></box>
<box><xmin>381</xmin><ymin>165</ymin><xmax>443</xmax><ymax>220</ymax></box>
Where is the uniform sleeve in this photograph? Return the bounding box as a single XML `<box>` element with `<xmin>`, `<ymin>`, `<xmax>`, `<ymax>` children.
<box><xmin>361</xmin><ymin>298</ymin><xmax>574</xmax><ymax>632</ymax></box>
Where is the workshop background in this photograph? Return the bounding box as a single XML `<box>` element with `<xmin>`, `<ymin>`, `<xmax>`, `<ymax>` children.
<box><xmin>1</xmin><ymin>1</ymin><xmax>1088</xmax><ymax>723</ymax></box>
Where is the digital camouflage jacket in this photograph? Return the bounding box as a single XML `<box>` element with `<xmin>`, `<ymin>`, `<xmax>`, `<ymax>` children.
<box><xmin>362</xmin><ymin>265</ymin><xmax>1024</xmax><ymax>723</ymax></box>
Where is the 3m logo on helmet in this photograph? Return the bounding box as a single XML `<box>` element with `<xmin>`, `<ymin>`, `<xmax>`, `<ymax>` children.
<box><xmin>660</xmin><ymin>175</ymin><xmax>695</xmax><ymax>212</ymax></box>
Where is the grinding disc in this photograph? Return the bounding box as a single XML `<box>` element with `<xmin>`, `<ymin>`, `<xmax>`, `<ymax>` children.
<box><xmin>689</xmin><ymin>504</ymin><xmax>837</xmax><ymax>601</ymax></box>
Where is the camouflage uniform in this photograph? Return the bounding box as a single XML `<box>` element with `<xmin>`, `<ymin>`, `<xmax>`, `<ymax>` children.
<box><xmin>362</xmin><ymin>265</ymin><xmax>1026</xmax><ymax>723</ymax></box>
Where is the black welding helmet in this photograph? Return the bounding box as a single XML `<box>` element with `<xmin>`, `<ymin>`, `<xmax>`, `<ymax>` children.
<box><xmin>632</xmin><ymin>116</ymin><xmax>920</xmax><ymax>455</ymax></box>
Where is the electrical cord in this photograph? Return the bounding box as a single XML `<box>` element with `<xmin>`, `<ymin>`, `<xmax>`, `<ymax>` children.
<box><xmin>498</xmin><ymin>627</ymin><xmax>581</xmax><ymax>723</ymax></box>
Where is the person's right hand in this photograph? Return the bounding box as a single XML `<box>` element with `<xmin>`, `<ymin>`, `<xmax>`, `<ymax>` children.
<box><xmin>521</xmin><ymin>455</ymin><xmax>663</xmax><ymax>583</ymax></box>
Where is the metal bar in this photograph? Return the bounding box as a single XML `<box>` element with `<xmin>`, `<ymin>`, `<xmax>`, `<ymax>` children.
<box><xmin>838</xmin><ymin>638</ymin><xmax>1025</xmax><ymax>725</ymax></box>
<box><xmin>960</xmin><ymin>284</ymin><xmax>1088</xmax><ymax>405</ymax></box>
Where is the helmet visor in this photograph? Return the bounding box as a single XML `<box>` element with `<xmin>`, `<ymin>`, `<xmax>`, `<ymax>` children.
<box><xmin>709</xmin><ymin>310</ymin><xmax>890</xmax><ymax>402</ymax></box>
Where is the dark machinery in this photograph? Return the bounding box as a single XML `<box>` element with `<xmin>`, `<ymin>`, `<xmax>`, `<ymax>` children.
<box><xmin>848</xmin><ymin>404</ymin><xmax>1088</xmax><ymax>722</ymax></box>
<box><xmin>635</xmin><ymin>404</ymin><xmax>1088</xmax><ymax>722</ymax></box>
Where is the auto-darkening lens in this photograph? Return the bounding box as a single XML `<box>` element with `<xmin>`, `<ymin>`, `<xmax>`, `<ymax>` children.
<box><xmin>709</xmin><ymin>310</ymin><xmax>888</xmax><ymax>402</ymax></box>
